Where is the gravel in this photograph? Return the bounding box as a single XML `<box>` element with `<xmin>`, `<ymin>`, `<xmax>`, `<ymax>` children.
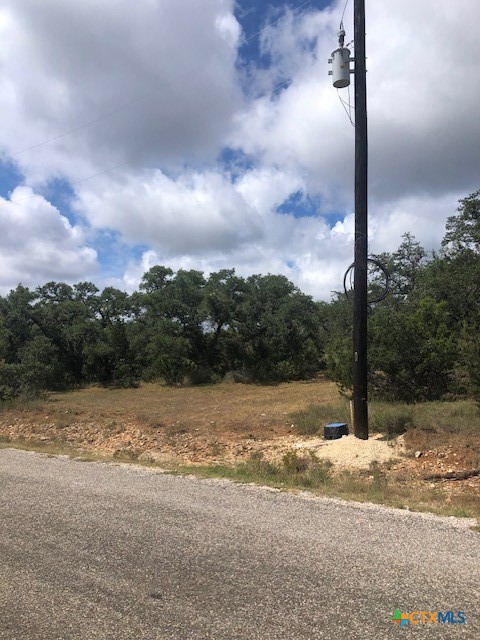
<box><xmin>292</xmin><ymin>433</ymin><xmax>406</xmax><ymax>469</ymax></box>
<box><xmin>1</xmin><ymin>448</ymin><xmax>479</xmax><ymax>640</ymax></box>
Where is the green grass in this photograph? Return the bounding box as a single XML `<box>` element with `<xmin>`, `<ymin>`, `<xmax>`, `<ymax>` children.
<box><xmin>174</xmin><ymin>456</ymin><xmax>480</xmax><ymax>524</ymax></box>
<box><xmin>369</xmin><ymin>403</ymin><xmax>415</xmax><ymax>438</ymax></box>
<box><xmin>289</xmin><ymin>401</ymin><xmax>350</xmax><ymax>435</ymax></box>
<box><xmin>290</xmin><ymin>397</ymin><xmax>480</xmax><ymax>449</ymax></box>
<box><xmin>1</xmin><ymin>435</ymin><xmax>479</xmax><ymax>527</ymax></box>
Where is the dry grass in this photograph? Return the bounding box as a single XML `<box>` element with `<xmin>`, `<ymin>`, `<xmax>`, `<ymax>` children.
<box><xmin>0</xmin><ymin>378</ymin><xmax>479</xmax><ymax>526</ymax></box>
<box><xmin>15</xmin><ymin>378</ymin><xmax>343</xmax><ymax>440</ymax></box>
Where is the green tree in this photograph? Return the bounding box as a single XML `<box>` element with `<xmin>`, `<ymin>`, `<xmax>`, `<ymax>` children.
<box><xmin>138</xmin><ymin>267</ymin><xmax>207</xmax><ymax>383</ymax></box>
<box><xmin>321</xmin><ymin>295</ymin><xmax>354</xmax><ymax>394</ymax></box>
<box><xmin>373</xmin><ymin>232</ymin><xmax>427</xmax><ymax>299</ymax></box>
<box><xmin>231</xmin><ymin>274</ymin><xmax>323</xmax><ymax>382</ymax></box>
<box><xmin>369</xmin><ymin>297</ymin><xmax>456</xmax><ymax>401</ymax></box>
<box><xmin>0</xmin><ymin>286</ymin><xmax>62</xmax><ymax>398</ymax></box>
<box><xmin>442</xmin><ymin>189</ymin><xmax>480</xmax><ymax>254</ymax></box>
<box><xmin>201</xmin><ymin>269</ymin><xmax>246</xmax><ymax>376</ymax></box>
<box><xmin>33</xmin><ymin>281</ymin><xmax>98</xmax><ymax>385</ymax></box>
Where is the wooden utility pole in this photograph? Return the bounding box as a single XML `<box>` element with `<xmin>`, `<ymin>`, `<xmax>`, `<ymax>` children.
<box><xmin>352</xmin><ymin>0</ymin><xmax>368</xmax><ymax>439</ymax></box>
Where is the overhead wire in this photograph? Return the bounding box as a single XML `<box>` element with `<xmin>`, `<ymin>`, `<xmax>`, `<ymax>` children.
<box><xmin>244</xmin><ymin>0</ymin><xmax>311</xmax><ymax>44</ymax></box>
<box><xmin>2</xmin><ymin>1</ymin><xmax>314</xmax><ymax>207</ymax></box>
<box><xmin>340</xmin><ymin>0</ymin><xmax>351</xmax><ymax>26</ymax></box>
<box><xmin>9</xmin><ymin>0</ymin><xmax>312</xmax><ymax>159</ymax></box>
<box><xmin>2</xmin><ymin>75</ymin><xmax>297</xmax><ymax>207</ymax></box>
<box><xmin>337</xmin><ymin>88</ymin><xmax>355</xmax><ymax>128</ymax></box>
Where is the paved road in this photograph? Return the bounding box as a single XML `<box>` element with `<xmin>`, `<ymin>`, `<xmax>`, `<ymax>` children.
<box><xmin>0</xmin><ymin>448</ymin><xmax>479</xmax><ymax>640</ymax></box>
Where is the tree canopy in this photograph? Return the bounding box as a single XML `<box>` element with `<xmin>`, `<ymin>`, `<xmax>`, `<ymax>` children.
<box><xmin>1</xmin><ymin>190</ymin><xmax>480</xmax><ymax>405</ymax></box>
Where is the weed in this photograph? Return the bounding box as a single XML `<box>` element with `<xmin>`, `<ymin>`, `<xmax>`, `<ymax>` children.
<box><xmin>370</xmin><ymin>404</ymin><xmax>414</xmax><ymax>438</ymax></box>
<box><xmin>112</xmin><ymin>448</ymin><xmax>141</xmax><ymax>461</ymax></box>
<box><xmin>54</xmin><ymin>416</ymin><xmax>72</xmax><ymax>429</ymax></box>
<box><xmin>164</xmin><ymin>423</ymin><xmax>189</xmax><ymax>440</ymax></box>
<box><xmin>290</xmin><ymin>402</ymin><xmax>349</xmax><ymax>436</ymax></box>
<box><xmin>208</xmin><ymin>441</ymin><xmax>223</xmax><ymax>457</ymax></box>
<box><xmin>136</xmin><ymin>413</ymin><xmax>166</xmax><ymax>430</ymax></box>
<box><xmin>282</xmin><ymin>450</ymin><xmax>311</xmax><ymax>473</ymax></box>
<box><xmin>0</xmin><ymin>397</ymin><xmax>45</xmax><ymax>414</ymax></box>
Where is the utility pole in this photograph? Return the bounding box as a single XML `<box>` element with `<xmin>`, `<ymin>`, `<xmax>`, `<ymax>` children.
<box><xmin>352</xmin><ymin>0</ymin><xmax>368</xmax><ymax>439</ymax></box>
<box><xmin>330</xmin><ymin>1</ymin><xmax>368</xmax><ymax>439</ymax></box>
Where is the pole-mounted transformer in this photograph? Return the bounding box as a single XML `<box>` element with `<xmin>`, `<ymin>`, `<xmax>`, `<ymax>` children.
<box><xmin>328</xmin><ymin>28</ymin><xmax>352</xmax><ymax>89</ymax></box>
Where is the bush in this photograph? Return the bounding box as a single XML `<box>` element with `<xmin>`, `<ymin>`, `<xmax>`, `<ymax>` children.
<box><xmin>223</xmin><ymin>369</ymin><xmax>254</xmax><ymax>384</ymax></box>
<box><xmin>188</xmin><ymin>366</ymin><xmax>218</xmax><ymax>385</ymax></box>
<box><xmin>370</xmin><ymin>404</ymin><xmax>415</xmax><ymax>437</ymax></box>
<box><xmin>239</xmin><ymin>451</ymin><xmax>332</xmax><ymax>489</ymax></box>
<box><xmin>281</xmin><ymin>451</ymin><xmax>332</xmax><ymax>487</ymax></box>
<box><xmin>0</xmin><ymin>362</ymin><xmax>46</xmax><ymax>402</ymax></box>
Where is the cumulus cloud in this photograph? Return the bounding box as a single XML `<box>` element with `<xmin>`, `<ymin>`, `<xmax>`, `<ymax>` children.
<box><xmin>232</xmin><ymin>0</ymin><xmax>480</xmax><ymax>205</ymax></box>
<box><xmin>121</xmin><ymin>210</ymin><xmax>353</xmax><ymax>301</ymax></box>
<box><xmin>0</xmin><ymin>188</ymin><xmax>97</xmax><ymax>293</ymax></box>
<box><xmin>75</xmin><ymin>168</ymin><xmax>265</xmax><ymax>254</ymax></box>
<box><xmin>0</xmin><ymin>0</ymin><xmax>478</xmax><ymax>299</ymax></box>
<box><xmin>0</xmin><ymin>0</ymin><xmax>242</xmax><ymax>182</ymax></box>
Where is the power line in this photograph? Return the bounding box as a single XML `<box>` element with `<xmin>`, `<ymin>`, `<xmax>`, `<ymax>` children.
<box><xmin>0</xmin><ymin>161</ymin><xmax>131</xmax><ymax>207</ymax></box>
<box><xmin>9</xmin><ymin>0</ymin><xmax>313</xmax><ymax>159</ymax></box>
<box><xmin>2</xmin><ymin>75</ymin><xmax>297</xmax><ymax>208</ymax></box>
<box><xmin>337</xmin><ymin>88</ymin><xmax>355</xmax><ymax>127</ymax></box>
<box><xmin>340</xmin><ymin>0</ymin><xmax>351</xmax><ymax>26</ymax></box>
<box><xmin>244</xmin><ymin>0</ymin><xmax>311</xmax><ymax>43</ymax></box>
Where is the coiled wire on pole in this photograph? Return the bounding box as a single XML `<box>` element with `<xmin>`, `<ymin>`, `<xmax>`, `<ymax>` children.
<box><xmin>343</xmin><ymin>257</ymin><xmax>390</xmax><ymax>304</ymax></box>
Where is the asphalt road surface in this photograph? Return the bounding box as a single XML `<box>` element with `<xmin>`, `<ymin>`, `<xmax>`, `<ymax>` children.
<box><xmin>1</xmin><ymin>448</ymin><xmax>479</xmax><ymax>640</ymax></box>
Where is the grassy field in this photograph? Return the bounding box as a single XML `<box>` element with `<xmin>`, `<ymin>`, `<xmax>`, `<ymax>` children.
<box><xmin>0</xmin><ymin>378</ymin><xmax>479</xmax><ymax>525</ymax></box>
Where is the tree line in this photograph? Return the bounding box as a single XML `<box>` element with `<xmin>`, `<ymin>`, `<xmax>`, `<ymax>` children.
<box><xmin>0</xmin><ymin>266</ymin><xmax>323</xmax><ymax>397</ymax></box>
<box><xmin>1</xmin><ymin>190</ymin><xmax>479</xmax><ymax>404</ymax></box>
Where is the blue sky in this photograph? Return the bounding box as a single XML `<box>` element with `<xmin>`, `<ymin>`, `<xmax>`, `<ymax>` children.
<box><xmin>0</xmin><ymin>0</ymin><xmax>479</xmax><ymax>299</ymax></box>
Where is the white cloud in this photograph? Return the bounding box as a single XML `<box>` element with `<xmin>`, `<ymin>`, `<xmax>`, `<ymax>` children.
<box><xmin>0</xmin><ymin>0</ymin><xmax>478</xmax><ymax>300</ymax></box>
<box><xmin>0</xmin><ymin>188</ymin><xmax>97</xmax><ymax>293</ymax></box>
<box><xmin>369</xmin><ymin>193</ymin><xmax>461</xmax><ymax>255</ymax></box>
<box><xmin>232</xmin><ymin>0</ymin><xmax>480</xmax><ymax>205</ymax></box>
<box><xmin>0</xmin><ymin>0</ymin><xmax>242</xmax><ymax>183</ymax></box>
<box><xmin>75</xmin><ymin>168</ymin><xmax>265</xmax><ymax>254</ymax></box>
<box><xmin>236</xmin><ymin>167</ymin><xmax>303</xmax><ymax>213</ymax></box>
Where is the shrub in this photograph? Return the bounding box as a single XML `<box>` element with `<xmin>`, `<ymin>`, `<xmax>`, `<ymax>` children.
<box><xmin>370</xmin><ymin>404</ymin><xmax>415</xmax><ymax>437</ymax></box>
<box><xmin>281</xmin><ymin>451</ymin><xmax>332</xmax><ymax>487</ymax></box>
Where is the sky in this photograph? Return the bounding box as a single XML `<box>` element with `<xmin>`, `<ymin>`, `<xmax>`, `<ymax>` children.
<box><xmin>0</xmin><ymin>0</ymin><xmax>479</xmax><ymax>300</ymax></box>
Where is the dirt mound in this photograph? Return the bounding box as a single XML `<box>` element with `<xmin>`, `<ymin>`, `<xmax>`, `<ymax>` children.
<box><xmin>291</xmin><ymin>433</ymin><xmax>405</xmax><ymax>469</ymax></box>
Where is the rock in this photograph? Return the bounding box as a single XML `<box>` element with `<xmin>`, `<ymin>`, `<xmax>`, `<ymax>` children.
<box><xmin>414</xmin><ymin>451</ymin><xmax>422</xmax><ymax>458</ymax></box>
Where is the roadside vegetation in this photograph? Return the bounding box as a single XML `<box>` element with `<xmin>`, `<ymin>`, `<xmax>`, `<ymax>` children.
<box><xmin>0</xmin><ymin>379</ymin><xmax>478</xmax><ymax>525</ymax></box>
<box><xmin>180</xmin><ymin>455</ymin><xmax>479</xmax><ymax>522</ymax></box>
<box><xmin>1</xmin><ymin>430</ymin><xmax>477</xmax><ymax>523</ymax></box>
<box><xmin>1</xmin><ymin>191</ymin><xmax>480</xmax><ymax>525</ymax></box>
